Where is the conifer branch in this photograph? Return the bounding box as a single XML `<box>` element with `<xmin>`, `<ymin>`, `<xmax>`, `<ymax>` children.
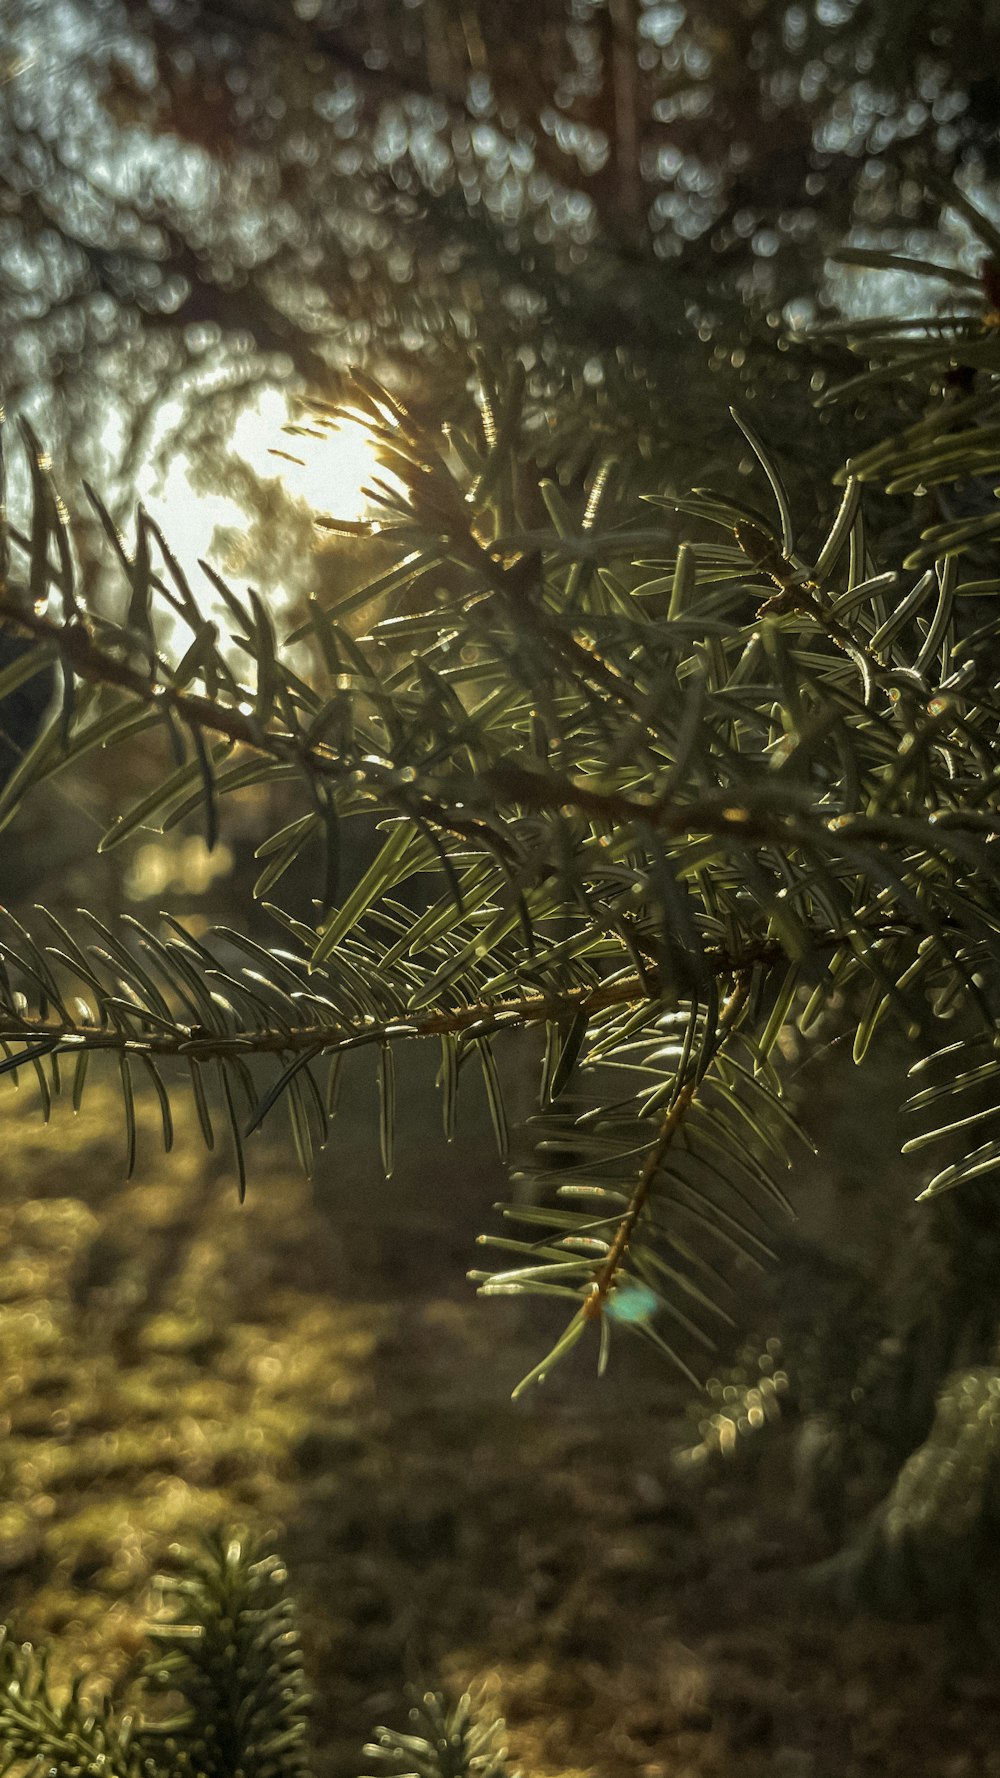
<box><xmin>0</xmin><ymin>920</ymin><xmax>939</xmax><ymax>1067</ymax></box>
<box><xmin>5</xmin><ymin>571</ymin><xmax>981</xmax><ymax>866</ymax></box>
<box><xmin>0</xmin><ymin>586</ymin><xmax>519</xmax><ymax>860</ymax></box>
<box><xmin>584</xmin><ymin>970</ymin><xmax>752</xmax><ymax>1318</ymax></box>
<box><xmin>4</xmin><ymin>354</ymin><xmax>1000</xmax><ymax>1388</ymax></box>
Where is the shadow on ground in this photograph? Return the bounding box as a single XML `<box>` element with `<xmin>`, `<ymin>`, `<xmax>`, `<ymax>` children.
<box><xmin>0</xmin><ymin>1074</ymin><xmax>997</xmax><ymax>1778</ymax></box>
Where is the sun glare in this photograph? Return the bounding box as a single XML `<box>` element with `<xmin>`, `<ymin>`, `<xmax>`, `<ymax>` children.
<box><xmin>136</xmin><ymin>387</ymin><xmax>382</xmax><ymax>586</ymax></box>
<box><xmin>234</xmin><ymin>388</ymin><xmax>382</xmax><ymax>524</ymax></box>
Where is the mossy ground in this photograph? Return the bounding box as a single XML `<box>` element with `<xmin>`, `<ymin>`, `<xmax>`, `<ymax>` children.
<box><xmin>0</xmin><ymin>1079</ymin><xmax>998</xmax><ymax>1778</ymax></box>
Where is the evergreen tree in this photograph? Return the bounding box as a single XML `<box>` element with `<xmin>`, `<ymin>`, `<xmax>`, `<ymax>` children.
<box><xmin>0</xmin><ymin>210</ymin><xmax>999</xmax><ymax>1377</ymax></box>
<box><xmin>0</xmin><ymin>1531</ymin><xmax>513</xmax><ymax>1778</ymax></box>
<box><xmin>4</xmin><ymin>157</ymin><xmax>1000</xmax><ymax>1611</ymax></box>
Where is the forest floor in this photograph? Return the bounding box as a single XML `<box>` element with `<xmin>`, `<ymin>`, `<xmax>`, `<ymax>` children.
<box><xmin>0</xmin><ymin>1078</ymin><xmax>998</xmax><ymax>1778</ymax></box>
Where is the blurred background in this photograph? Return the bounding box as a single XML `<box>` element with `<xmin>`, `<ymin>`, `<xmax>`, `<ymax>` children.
<box><xmin>3</xmin><ymin>3</ymin><xmax>1000</xmax><ymax>1775</ymax></box>
<box><xmin>3</xmin><ymin>0</ymin><xmax>998</xmax><ymax>927</ymax></box>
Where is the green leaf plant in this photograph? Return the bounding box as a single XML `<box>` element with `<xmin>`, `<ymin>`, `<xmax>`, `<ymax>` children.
<box><xmin>0</xmin><ymin>1532</ymin><xmax>311</xmax><ymax>1778</ymax></box>
<box><xmin>2</xmin><ymin>326</ymin><xmax>1000</xmax><ymax>1398</ymax></box>
<box><xmin>0</xmin><ymin>1530</ymin><xmax>510</xmax><ymax>1778</ymax></box>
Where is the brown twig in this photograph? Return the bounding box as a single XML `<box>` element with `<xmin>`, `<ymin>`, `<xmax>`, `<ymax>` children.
<box><xmin>6</xmin><ymin>586</ymin><xmax>997</xmax><ymax>869</ymax></box>
<box><xmin>0</xmin><ymin>589</ymin><xmax>516</xmax><ymax>860</ymax></box>
<box><xmin>0</xmin><ymin>944</ymin><xmax>771</xmax><ymax>1064</ymax></box>
<box><xmin>584</xmin><ymin>970</ymin><xmax>753</xmax><ymax>1316</ymax></box>
<box><xmin>734</xmin><ymin>521</ymin><xmax>887</xmax><ymax>690</ymax></box>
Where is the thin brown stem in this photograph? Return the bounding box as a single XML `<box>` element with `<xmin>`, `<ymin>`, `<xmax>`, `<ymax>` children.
<box><xmin>5</xmin><ymin>591</ymin><xmax>993</xmax><ymax>871</ymax></box>
<box><xmin>0</xmin><ymin>949</ymin><xmax>761</xmax><ymax>1063</ymax></box>
<box><xmin>0</xmin><ymin>590</ymin><xmax>515</xmax><ymax>859</ymax></box>
<box><xmin>0</xmin><ymin>914</ymin><xmax>934</xmax><ymax>1065</ymax></box>
<box><xmin>735</xmin><ymin>521</ymin><xmax>887</xmax><ymax>685</ymax></box>
<box><xmin>585</xmin><ymin>971</ymin><xmax>753</xmax><ymax>1316</ymax></box>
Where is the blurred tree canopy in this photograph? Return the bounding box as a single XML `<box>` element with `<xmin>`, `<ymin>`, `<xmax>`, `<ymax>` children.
<box><xmin>5</xmin><ymin>0</ymin><xmax>1000</xmax><ymax>504</ymax></box>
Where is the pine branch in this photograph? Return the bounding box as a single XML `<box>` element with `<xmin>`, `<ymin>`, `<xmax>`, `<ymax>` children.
<box><xmin>0</xmin><ymin>1534</ymin><xmax>312</xmax><ymax>1778</ymax></box>
<box><xmin>471</xmin><ymin>973</ymin><xmax>807</xmax><ymax>1394</ymax></box>
<box><xmin>5</xmin><ymin>582</ymin><xmax>998</xmax><ymax>889</ymax></box>
<box><xmin>4</xmin><ymin>355</ymin><xmax>1000</xmax><ymax>1387</ymax></box>
<box><xmin>0</xmin><ymin>1630</ymin><xmax>143</xmax><ymax>1778</ymax></box>
<box><xmin>583</xmin><ymin>970</ymin><xmax>753</xmax><ymax>1318</ymax></box>
<box><xmin>0</xmin><ymin>584</ymin><xmax>515</xmax><ymax>861</ymax></box>
<box><xmin>0</xmin><ymin>1533</ymin><xmax>513</xmax><ymax>1778</ymax></box>
<box><xmin>360</xmin><ymin>1688</ymin><xmax>519</xmax><ymax>1778</ymax></box>
<box><xmin>138</xmin><ymin>1532</ymin><xmax>312</xmax><ymax>1778</ymax></box>
<box><xmin>0</xmin><ymin>912</ymin><xmax>956</xmax><ymax>1070</ymax></box>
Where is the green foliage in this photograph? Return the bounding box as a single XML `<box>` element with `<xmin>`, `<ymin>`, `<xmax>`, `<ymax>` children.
<box><xmin>0</xmin><ymin>1533</ymin><xmax>510</xmax><ymax>1778</ymax></box>
<box><xmin>3</xmin><ymin>271</ymin><xmax>1000</xmax><ymax>1395</ymax></box>
<box><xmin>137</xmin><ymin>1533</ymin><xmax>312</xmax><ymax>1778</ymax></box>
<box><xmin>0</xmin><ymin>1533</ymin><xmax>311</xmax><ymax>1778</ymax></box>
<box><xmin>360</xmin><ymin>1690</ymin><xmax>518</xmax><ymax>1778</ymax></box>
<box><xmin>0</xmin><ymin>1631</ymin><xmax>142</xmax><ymax>1778</ymax></box>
